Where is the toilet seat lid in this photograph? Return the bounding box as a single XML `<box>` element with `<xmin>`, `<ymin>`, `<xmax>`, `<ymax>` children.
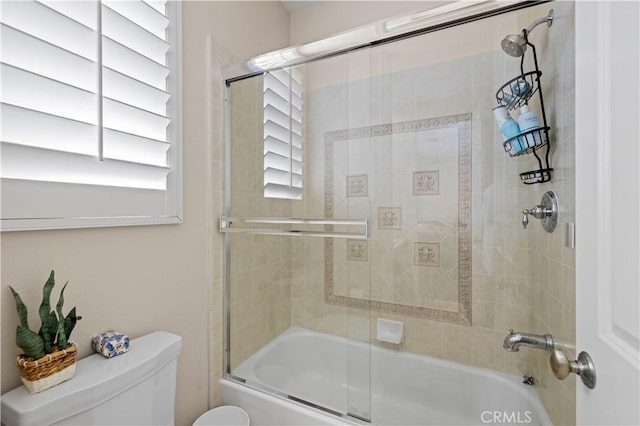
<box><xmin>193</xmin><ymin>406</ymin><xmax>250</xmax><ymax>426</ymax></box>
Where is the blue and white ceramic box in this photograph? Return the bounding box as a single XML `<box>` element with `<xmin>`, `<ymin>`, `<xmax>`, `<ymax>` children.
<box><xmin>91</xmin><ymin>331</ymin><xmax>130</xmax><ymax>358</ymax></box>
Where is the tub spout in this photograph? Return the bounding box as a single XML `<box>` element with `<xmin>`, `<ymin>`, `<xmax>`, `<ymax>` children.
<box><xmin>503</xmin><ymin>330</ymin><xmax>554</xmax><ymax>352</ymax></box>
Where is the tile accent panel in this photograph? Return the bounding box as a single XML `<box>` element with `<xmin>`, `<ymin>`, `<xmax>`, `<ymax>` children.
<box><xmin>324</xmin><ymin>114</ymin><xmax>472</xmax><ymax>325</ymax></box>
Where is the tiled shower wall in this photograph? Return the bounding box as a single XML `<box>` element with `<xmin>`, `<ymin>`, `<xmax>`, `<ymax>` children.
<box><xmin>520</xmin><ymin>2</ymin><xmax>576</xmax><ymax>425</ymax></box>
<box><xmin>292</xmin><ymin>58</ymin><xmax>524</xmax><ymax>368</ymax></box>
<box><xmin>291</xmin><ymin>9</ymin><xmax>538</xmax><ymax>374</ymax></box>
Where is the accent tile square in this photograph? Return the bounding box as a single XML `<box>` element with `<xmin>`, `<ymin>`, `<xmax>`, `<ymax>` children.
<box><xmin>414</xmin><ymin>171</ymin><xmax>439</xmax><ymax>195</ymax></box>
<box><xmin>379</xmin><ymin>207</ymin><xmax>402</xmax><ymax>230</ymax></box>
<box><xmin>347</xmin><ymin>239</ymin><xmax>368</xmax><ymax>262</ymax></box>
<box><xmin>414</xmin><ymin>242</ymin><xmax>440</xmax><ymax>267</ymax></box>
<box><xmin>347</xmin><ymin>175</ymin><xmax>368</xmax><ymax>197</ymax></box>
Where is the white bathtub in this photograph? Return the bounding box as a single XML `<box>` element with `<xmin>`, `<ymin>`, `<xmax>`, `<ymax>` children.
<box><xmin>221</xmin><ymin>327</ymin><xmax>551</xmax><ymax>426</ymax></box>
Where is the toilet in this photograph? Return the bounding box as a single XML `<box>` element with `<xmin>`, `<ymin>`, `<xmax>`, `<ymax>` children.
<box><xmin>193</xmin><ymin>406</ymin><xmax>250</xmax><ymax>426</ymax></box>
<box><xmin>1</xmin><ymin>331</ymin><xmax>249</xmax><ymax>426</ymax></box>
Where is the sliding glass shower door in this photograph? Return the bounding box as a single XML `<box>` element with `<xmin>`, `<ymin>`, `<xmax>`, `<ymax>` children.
<box><xmin>224</xmin><ymin>50</ymin><xmax>374</xmax><ymax>420</ymax></box>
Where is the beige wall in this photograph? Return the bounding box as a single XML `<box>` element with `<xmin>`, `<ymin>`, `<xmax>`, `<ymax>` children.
<box><xmin>289</xmin><ymin>1</ymin><xmax>449</xmax><ymax>45</ymax></box>
<box><xmin>0</xmin><ymin>2</ymin><xmax>289</xmax><ymax>425</ymax></box>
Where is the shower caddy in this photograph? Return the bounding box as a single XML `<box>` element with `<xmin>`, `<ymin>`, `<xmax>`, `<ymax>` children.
<box><xmin>495</xmin><ymin>34</ymin><xmax>552</xmax><ymax>185</ymax></box>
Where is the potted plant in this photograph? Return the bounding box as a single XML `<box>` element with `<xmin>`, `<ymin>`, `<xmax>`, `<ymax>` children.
<box><xmin>9</xmin><ymin>270</ymin><xmax>81</xmax><ymax>393</ymax></box>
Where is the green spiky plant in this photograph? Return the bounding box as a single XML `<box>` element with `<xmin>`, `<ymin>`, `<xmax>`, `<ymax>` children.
<box><xmin>9</xmin><ymin>271</ymin><xmax>81</xmax><ymax>360</ymax></box>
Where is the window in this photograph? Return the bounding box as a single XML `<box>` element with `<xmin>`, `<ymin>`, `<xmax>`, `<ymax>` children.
<box><xmin>263</xmin><ymin>67</ymin><xmax>303</xmax><ymax>200</ymax></box>
<box><xmin>0</xmin><ymin>0</ymin><xmax>182</xmax><ymax>230</ymax></box>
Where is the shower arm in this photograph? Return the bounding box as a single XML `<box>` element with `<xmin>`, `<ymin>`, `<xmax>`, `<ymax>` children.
<box><xmin>524</xmin><ymin>9</ymin><xmax>554</xmax><ymax>37</ymax></box>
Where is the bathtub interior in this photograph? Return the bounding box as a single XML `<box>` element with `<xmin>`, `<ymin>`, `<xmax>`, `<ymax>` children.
<box><xmin>230</xmin><ymin>327</ymin><xmax>551</xmax><ymax>426</ymax></box>
<box><xmin>232</xmin><ymin>328</ymin><xmax>351</xmax><ymax>414</ymax></box>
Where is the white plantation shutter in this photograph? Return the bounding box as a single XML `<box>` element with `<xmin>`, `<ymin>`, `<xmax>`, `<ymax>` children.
<box><xmin>263</xmin><ymin>67</ymin><xmax>303</xmax><ymax>199</ymax></box>
<box><xmin>0</xmin><ymin>0</ymin><xmax>182</xmax><ymax>230</ymax></box>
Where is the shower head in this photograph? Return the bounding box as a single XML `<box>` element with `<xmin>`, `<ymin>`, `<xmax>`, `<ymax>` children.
<box><xmin>501</xmin><ymin>33</ymin><xmax>527</xmax><ymax>57</ymax></box>
<box><xmin>500</xmin><ymin>9</ymin><xmax>554</xmax><ymax>57</ymax></box>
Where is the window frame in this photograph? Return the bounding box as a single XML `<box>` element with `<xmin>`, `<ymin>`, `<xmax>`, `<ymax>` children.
<box><xmin>1</xmin><ymin>0</ymin><xmax>183</xmax><ymax>232</ymax></box>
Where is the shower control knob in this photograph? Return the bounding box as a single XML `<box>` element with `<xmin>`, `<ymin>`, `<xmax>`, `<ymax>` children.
<box><xmin>522</xmin><ymin>211</ymin><xmax>529</xmax><ymax>229</ymax></box>
<box><xmin>521</xmin><ymin>191</ymin><xmax>558</xmax><ymax>232</ymax></box>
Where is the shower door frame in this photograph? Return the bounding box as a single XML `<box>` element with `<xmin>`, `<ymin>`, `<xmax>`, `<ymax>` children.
<box><xmin>222</xmin><ymin>0</ymin><xmax>550</xmax><ymax>421</ymax></box>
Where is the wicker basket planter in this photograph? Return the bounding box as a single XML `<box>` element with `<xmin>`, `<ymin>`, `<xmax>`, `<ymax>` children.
<box><xmin>17</xmin><ymin>343</ymin><xmax>77</xmax><ymax>394</ymax></box>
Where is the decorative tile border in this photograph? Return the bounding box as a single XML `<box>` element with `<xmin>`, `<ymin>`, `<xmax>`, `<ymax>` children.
<box><xmin>378</xmin><ymin>207</ymin><xmax>402</xmax><ymax>230</ymax></box>
<box><xmin>413</xmin><ymin>171</ymin><xmax>439</xmax><ymax>195</ymax></box>
<box><xmin>414</xmin><ymin>242</ymin><xmax>440</xmax><ymax>267</ymax></box>
<box><xmin>324</xmin><ymin>114</ymin><xmax>472</xmax><ymax>325</ymax></box>
<box><xmin>347</xmin><ymin>239</ymin><xmax>368</xmax><ymax>262</ymax></box>
<box><xmin>347</xmin><ymin>175</ymin><xmax>368</xmax><ymax>197</ymax></box>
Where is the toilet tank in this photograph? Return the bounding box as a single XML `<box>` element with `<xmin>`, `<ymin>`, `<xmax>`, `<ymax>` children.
<box><xmin>1</xmin><ymin>331</ymin><xmax>182</xmax><ymax>426</ymax></box>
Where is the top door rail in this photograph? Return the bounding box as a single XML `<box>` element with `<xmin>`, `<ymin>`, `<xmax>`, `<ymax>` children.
<box><xmin>223</xmin><ymin>0</ymin><xmax>540</xmax><ymax>81</ymax></box>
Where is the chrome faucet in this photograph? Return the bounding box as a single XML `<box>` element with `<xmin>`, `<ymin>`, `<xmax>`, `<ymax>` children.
<box><xmin>503</xmin><ymin>329</ymin><xmax>554</xmax><ymax>352</ymax></box>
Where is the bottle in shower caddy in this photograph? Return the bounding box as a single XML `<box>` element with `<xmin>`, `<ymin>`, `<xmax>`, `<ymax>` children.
<box><xmin>510</xmin><ymin>78</ymin><xmax>532</xmax><ymax>97</ymax></box>
<box><xmin>517</xmin><ymin>105</ymin><xmax>542</xmax><ymax>148</ymax></box>
<box><xmin>492</xmin><ymin>105</ymin><xmax>523</xmax><ymax>154</ymax></box>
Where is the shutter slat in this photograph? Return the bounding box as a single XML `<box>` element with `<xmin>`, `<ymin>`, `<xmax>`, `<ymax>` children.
<box><xmin>102</xmin><ymin>0</ymin><xmax>169</xmax><ymax>39</ymax></box>
<box><xmin>269</xmin><ymin>68</ymin><xmax>303</xmax><ymax>97</ymax></box>
<box><xmin>264</xmin><ymin>152</ymin><xmax>302</xmax><ymax>173</ymax></box>
<box><xmin>264</xmin><ymin>73</ymin><xmax>292</xmax><ymax>101</ymax></box>
<box><xmin>103</xmin><ymin>97</ymin><xmax>169</xmax><ymax>141</ymax></box>
<box><xmin>263</xmin><ymin>88</ymin><xmax>289</xmax><ymax>111</ymax></box>
<box><xmin>2</xmin><ymin>0</ymin><xmax>97</xmax><ymax>60</ymax></box>
<box><xmin>264</xmin><ymin>136</ymin><xmax>302</xmax><ymax>160</ymax></box>
<box><xmin>103</xmin><ymin>128</ymin><xmax>169</xmax><ymax>167</ymax></box>
<box><xmin>264</xmin><ymin>168</ymin><xmax>302</xmax><ymax>188</ymax></box>
<box><xmin>269</xmin><ymin>69</ymin><xmax>290</xmax><ymax>87</ymax></box>
<box><xmin>1</xmin><ymin>24</ymin><xmax>97</xmax><ymax>93</ymax></box>
<box><xmin>102</xmin><ymin>4</ymin><xmax>169</xmax><ymax>65</ymax></box>
<box><xmin>1</xmin><ymin>103</ymin><xmax>98</xmax><ymax>156</ymax></box>
<box><xmin>292</xmin><ymin>92</ymin><xmax>303</xmax><ymax>109</ymax></box>
<box><xmin>264</xmin><ymin>104</ymin><xmax>291</xmax><ymax>129</ymax></box>
<box><xmin>1</xmin><ymin>142</ymin><xmax>170</xmax><ymax>190</ymax></box>
<box><xmin>264</xmin><ymin>120</ymin><xmax>291</xmax><ymax>143</ymax></box>
<box><xmin>103</xmin><ymin>36</ymin><xmax>169</xmax><ymax>90</ymax></box>
<box><xmin>291</xmin><ymin>107</ymin><xmax>303</xmax><ymax>123</ymax></box>
<box><xmin>142</xmin><ymin>0</ymin><xmax>167</xmax><ymax>15</ymax></box>
<box><xmin>103</xmin><ymin>67</ymin><xmax>169</xmax><ymax>116</ymax></box>
<box><xmin>264</xmin><ymin>152</ymin><xmax>302</xmax><ymax>169</ymax></box>
<box><xmin>292</xmin><ymin>133</ymin><xmax>303</xmax><ymax>149</ymax></box>
<box><xmin>291</xmin><ymin>120</ymin><xmax>302</xmax><ymax>137</ymax></box>
<box><xmin>263</xmin><ymin>183</ymin><xmax>303</xmax><ymax>200</ymax></box>
<box><xmin>38</xmin><ymin>0</ymin><xmax>97</xmax><ymax>29</ymax></box>
<box><xmin>0</xmin><ymin>63</ymin><xmax>97</xmax><ymax>124</ymax></box>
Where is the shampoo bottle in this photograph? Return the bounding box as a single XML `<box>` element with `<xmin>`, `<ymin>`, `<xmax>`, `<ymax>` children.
<box><xmin>493</xmin><ymin>105</ymin><xmax>522</xmax><ymax>154</ymax></box>
<box><xmin>517</xmin><ymin>105</ymin><xmax>542</xmax><ymax>148</ymax></box>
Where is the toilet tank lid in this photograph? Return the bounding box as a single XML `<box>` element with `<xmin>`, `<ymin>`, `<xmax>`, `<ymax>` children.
<box><xmin>1</xmin><ymin>331</ymin><xmax>182</xmax><ymax>426</ymax></box>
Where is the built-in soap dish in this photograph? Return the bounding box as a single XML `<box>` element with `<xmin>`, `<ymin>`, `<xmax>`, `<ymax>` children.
<box><xmin>376</xmin><ymin>318</ymin><xmax>404</xmax><ymax>344</ymax></box>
